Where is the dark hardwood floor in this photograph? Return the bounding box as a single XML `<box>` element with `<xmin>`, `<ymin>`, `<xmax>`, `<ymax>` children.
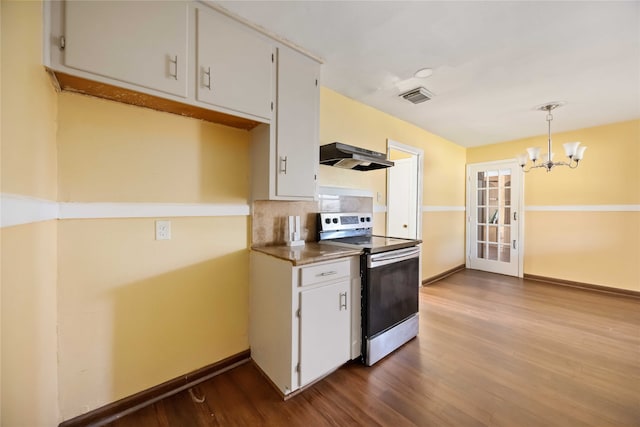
<box><xmin>108</xmin><ymin>270</ymin><xmax>640</xmax><ymax>427</ymax></box>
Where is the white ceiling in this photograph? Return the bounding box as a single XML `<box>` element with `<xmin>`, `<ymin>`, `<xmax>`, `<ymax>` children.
<box><xmin>215</xmin><ymin>1</ymin><xmax>640</xmax><ymax>148</ymax></box>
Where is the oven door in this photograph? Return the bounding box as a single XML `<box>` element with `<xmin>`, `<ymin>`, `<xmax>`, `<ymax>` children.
<box><xmin>363</xmin><ymin>246</ymin><xmax>420</xmax><ymax>339</ymax></box>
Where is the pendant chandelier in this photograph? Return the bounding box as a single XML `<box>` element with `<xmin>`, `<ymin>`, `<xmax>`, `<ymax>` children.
<box><xmin>517</xmin><ymin>102</ymin><xmax>586</xmax><ymax>172</ymax></box>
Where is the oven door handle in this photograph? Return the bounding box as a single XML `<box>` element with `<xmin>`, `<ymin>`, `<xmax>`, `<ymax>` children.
<box><xmin>368</xmin><ymin>247</ymin><xmax>420</xmax><ymax>268</ymax></box>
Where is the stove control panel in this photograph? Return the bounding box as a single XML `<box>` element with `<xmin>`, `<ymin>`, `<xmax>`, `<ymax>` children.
<box><xmin>318</xmin><ymin>212</ymin><xmax>373</xmax><ymax>232</ymax></box>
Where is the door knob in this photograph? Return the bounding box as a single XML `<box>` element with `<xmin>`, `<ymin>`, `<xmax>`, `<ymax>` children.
<box><xmin>403</xmin><ymin>224</ymin><xmax>408</xmax><ymax>228</ymax></box>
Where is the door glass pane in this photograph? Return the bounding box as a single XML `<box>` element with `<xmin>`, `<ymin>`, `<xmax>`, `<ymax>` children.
<box><xmin>488</xmin><ymin>188</ymin><xmax>499</xmax><ymax>205</ymax></box>
<box><xmin>499</xmin><ymin>169</ymin><xmax>511</xmax><ymax>187</ymax></box>
<box><xmin>488</xmin><ymin>225</ymin><xmax>498</xmax><ymax>243</ymax></box>
<box><xmin>504</xmin><ymin>188</ymin><xmax>511</xmax><ymax>205</ymax></box>
<box><xmin>503</xmin><ymin>207</ymin><xmax>511</xmax><ymax>225</ymax></box>
<box><xmin>477</xmin><ymin>189</ymin><xmax>486</xmax><ymax>205</ymax></box>
<box><xmin>488</xmin><ymin>173</ymin><xmax>499</xmax><ymax>187</ymax></box>
<box><xmin>488</xmin><ymin>244</ymin><xmax>498</xmax><ymax>260</ymax></box>
<box><xmin>502</xmin><ymin>226</ymin><xmax>511</xmax><ymax>243</ymax></box>
<box><xmin>499</xmin><ymin>245</ymin><xmax>511</xmax><ymax>262</ymax></box>
<box><xmin>477</xmin><ymin>225</ymin><xmax>486</xmax><ymax>241</ymax></box>
<box><xmin>477</xmin><ymin>243</ymin><xmax>485</xmax><ymax>259</ymax></box>
<box><xmin>489</xmin><ymin>208</ymin><xmax>499</xmax><ymax>224</ymax></box>
<box><xmin>477</xmin><ymin>172</ymin><xmax>486</xmax><ymax>188</ymax></box>
<box><xmin>478</xmin><ymin>207</ymin><xmax>486</xmax><ymax>223</ymax></box>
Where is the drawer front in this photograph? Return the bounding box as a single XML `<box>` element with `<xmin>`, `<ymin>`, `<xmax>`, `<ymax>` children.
<box><xmin>300</xmin><ymin>259</ymin><xmax>351</xmax><ymax>287</ymax></box>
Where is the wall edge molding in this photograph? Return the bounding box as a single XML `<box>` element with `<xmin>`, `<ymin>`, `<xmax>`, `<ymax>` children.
<box><xmin>59</xmin><ymin>201</ymin><xmax>251</xmax><ymax>219</ymax></box>
<box><xmin>1</xmin><ymin>193</ymin><xmax>251</xmax><ymax>227</ymax></box>
<box><xmin>422</xmin><ymin>264</ymin><xmax>466</xmax><ymax>286</ymax></box>
<box><xmin>525</xmin><ymin>205</ymin><xmax>640</xmax><ymax>212</ymax></box>
<box><xmin>1</xmin><ymin>193</ymin><xmax>59</xmax><ymax>227</ymax></box>
<box><xmin>422</xmin><ymin>206</ymin><xmax>466</xmax><ymax>212</ymax></box>
<box><xmin>524</xmin><ymin>274</ymin><xmax>640</xmax><ymax>299</ymax></box>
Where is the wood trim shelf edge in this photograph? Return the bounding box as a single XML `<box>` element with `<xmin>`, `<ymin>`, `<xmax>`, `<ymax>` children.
<box><xmin>58</xmin><ymin>349</ymin><xmax>251</xmax><ymax>427</ymax></box>
<box><xmin>50</xmin><ymin>71</ymin><xmax>262</xmax><ymax>131</ymax></box>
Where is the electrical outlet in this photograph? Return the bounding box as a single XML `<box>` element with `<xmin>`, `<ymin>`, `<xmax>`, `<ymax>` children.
<box><xmin>155</xmin><ymin>220</ymin><xmax>171</xmax><ymax>240</ymax></box>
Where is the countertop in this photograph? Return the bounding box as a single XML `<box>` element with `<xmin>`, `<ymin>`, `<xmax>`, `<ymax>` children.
<box><xmin>251</xmin><ymin>242</ymin><xmax>362</xmax><ymax>266</ymax></box>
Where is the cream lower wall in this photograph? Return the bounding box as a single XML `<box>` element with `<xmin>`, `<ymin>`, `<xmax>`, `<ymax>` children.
<box><xmin>57</xmin><ymin>216</ymin><xmax>249</xmax><ymax>418</ymax></box>
<box><xmin>1</xmin><ymin>221</ymin><xmax>59</xmax><ymax>427</ymax></box>
<box><xmin>422</xmin><ymin>212</ymin><xmax>466</xmax><ymax>278</ymax></box>
<box><xmin>525</xmin><ymin>211</ymin><xmax>640</xmax><ymax>291</ymax></box>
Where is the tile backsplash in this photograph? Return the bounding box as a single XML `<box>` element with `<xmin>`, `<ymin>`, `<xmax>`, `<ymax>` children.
<box><xmin>252</xmin><ymin>194</ymin><xmax>373</xmax><ymax>246</ymax></box>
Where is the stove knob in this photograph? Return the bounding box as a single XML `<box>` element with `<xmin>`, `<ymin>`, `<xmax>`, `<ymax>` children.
<box><xmin>366</xmin><ymin>217</ymin><xmax>371</xmax><ymax>222</ymax></box>
<box><xmin>332</xmin><ymin>218</ymin><xmax>339</xmax><ymax>224</ymax></box>
<box><xmin>324</xmin><ymin>218</ymin><xmax>331</xmax><ymax>224</ymax></box>
<box><xmin>360</xmin><ymin>217</ymin><xmax>365</xmax><ymax>222</ymax></box>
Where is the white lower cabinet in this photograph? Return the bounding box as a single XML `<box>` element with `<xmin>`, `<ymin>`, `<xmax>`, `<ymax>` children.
<box><xmin>299</xmin><ymin>279</ymin><xmax>350</xmax><ymax>386</ymax></box>
<box><xmin>250</xmin><ymin>252</ymin><xmax>358</xmax><ymax>396</ymax></box>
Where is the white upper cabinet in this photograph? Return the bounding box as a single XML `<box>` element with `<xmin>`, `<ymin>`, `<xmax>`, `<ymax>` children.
<box><xmin>196</xmin><ymin>7</ymin><xmax>274</xmax><ymax>121</ymax></box>
<box><xmin>63</xmin><ymin>1</ymin><xmax>189</xmax><ymax>98</ymax></box>
<box><xmin>250</xmin><ymin>46</ymin><xmax>320</xmax><ymax>201</ymax></box>
<box><xmin>275</xmin><ymin>47</ymin><xmax>320</xmax><ymax>198</ymax></box>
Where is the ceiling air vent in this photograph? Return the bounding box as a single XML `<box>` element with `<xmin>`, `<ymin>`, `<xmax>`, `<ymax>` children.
<box><xmin>400</xmin><ymin>87</ymin><xmax>434</xmax><ymax>104</ymax></box>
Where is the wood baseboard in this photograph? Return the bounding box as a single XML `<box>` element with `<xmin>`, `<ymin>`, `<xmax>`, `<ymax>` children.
<box><xmin>524</xmin><ymin>274</ymin><xmax>640</xmax><ymax>299</ymax></box>
<box><xmin>58</xmin><ymin>349</ymin><xmax>251</xmax><ymax>427</ymax></box>
<box><xmin>422</xmin><ymin>264</ymin><xmax>466</xmax><ymax>286</ymax></box>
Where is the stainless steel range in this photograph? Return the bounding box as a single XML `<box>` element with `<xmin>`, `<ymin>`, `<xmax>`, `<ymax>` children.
<box><xmin>317</xmin><ymin>212</ymin><xmax>422</xmax><ymax>366</ymax></box>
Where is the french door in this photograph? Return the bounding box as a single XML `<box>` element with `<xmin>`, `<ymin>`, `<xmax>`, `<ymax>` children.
<box><xmin>466</xmin><ymin>161</ymin><xmax>523</xmax><ymax>277</ymax></box>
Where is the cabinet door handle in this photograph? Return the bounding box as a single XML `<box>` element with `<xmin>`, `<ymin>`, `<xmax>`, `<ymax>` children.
<box><xmin>318</xmin><ymin>271</ymin><xmax>337</xmax><ymax>277</ymax></box>
<box><xmin>203</xmin><ymin>66</ymin><xmax>212</xmax><ymax>90</ymax></box>
<box><xmin>279</xmin><ymin>156</ymin><xmax>288</xmax><ymax>174</ymax></box>
<box><xmin>169</xmin><ymin>55</ymin><xmax>178</xmax><ymax>80</ymax></box>
<box><xmin>339</xmin><ymin>292</ymin><xmax>347</xmax><ymax>311</ymax></box>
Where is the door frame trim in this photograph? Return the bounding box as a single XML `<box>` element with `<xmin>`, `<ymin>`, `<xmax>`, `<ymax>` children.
<box><xmin>386</xmin><ymin>139</ymin><xmax>424</xmax><ymax>239</ymax></box>
<box><xmin>465</xmin><ymin>159</ymin><xmax>524</xmax><ymax>278</ymax></box>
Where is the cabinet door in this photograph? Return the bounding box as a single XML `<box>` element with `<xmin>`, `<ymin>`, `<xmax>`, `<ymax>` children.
<box><xmin>196</xmin><ymin>7</ymin><xmax>274</xmax><ymax>120</ymax></box>
<box><xmin>276</xmin><ymin>47</ymin><xmax>319</xmax><ymax>198</ymax></box>
<box><xmin>299</xmin><ymin>280</ymin><xmax>350</xmax><ymax>386</ymax></box>
<box><xmin>64</xmin><ymin>1</ymin><xmax>188</xmax><ymax>98</ymax></box>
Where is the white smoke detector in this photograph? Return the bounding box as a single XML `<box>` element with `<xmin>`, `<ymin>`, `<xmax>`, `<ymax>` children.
<box><xmin>400</xmin><ymin>87</ymin><xmax>434</xmax><ymax>104</ymax></box>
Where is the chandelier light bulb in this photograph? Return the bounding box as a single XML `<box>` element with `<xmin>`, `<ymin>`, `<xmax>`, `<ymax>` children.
<box><xmin>526</xmin><ymin>147</ymin><xmax>541</xmax><ymax>162</ymax></box>
<box><xmin>516</xmin><ymin>153</ymin><xmax>528</xmax><ymax>167</ymax></box>
<box><xmin>574</xmin><ymin>145</ymin><xmax>587</xmax><ymax>161</ymax></box>
<box><xmin>563</xmin><ymin>141</ymin><xmax>581</xmax><ymax>158</ymax></box>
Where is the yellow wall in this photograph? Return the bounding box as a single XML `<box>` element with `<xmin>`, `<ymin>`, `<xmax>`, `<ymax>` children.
<box><xmin>468</xmin><ymin>120</ymin><xmax>640</xmax><ymax>291</ymax></box>
<box><xmin>57</xmin><ymin>217</ymin><xmax>248</xmax><ymax>417</ymax></box>
<box><xmin>55</xmin><ymin>93</ymin><xmax>251</xmax><ymax>419</ymax></box>
<box><xmin>57</xmin><ymin>93</ymin><xmax>249</xmax><ymax>204</ymax></box>
<box><xmin>1</xmin><ymin>1</ymin><xmax>60</xmax><ymax>425</ymax></box>
<box><xmin>320</xmin><ymin>88</ymin><xmax>467</xmax><ymax>278</ymax></box>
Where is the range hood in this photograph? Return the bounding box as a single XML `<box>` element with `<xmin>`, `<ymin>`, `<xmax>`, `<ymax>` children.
<box><xmin>319</xmin><ymin>142</ymin><xmax>394</xmax><ymax>171</ymax></box>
